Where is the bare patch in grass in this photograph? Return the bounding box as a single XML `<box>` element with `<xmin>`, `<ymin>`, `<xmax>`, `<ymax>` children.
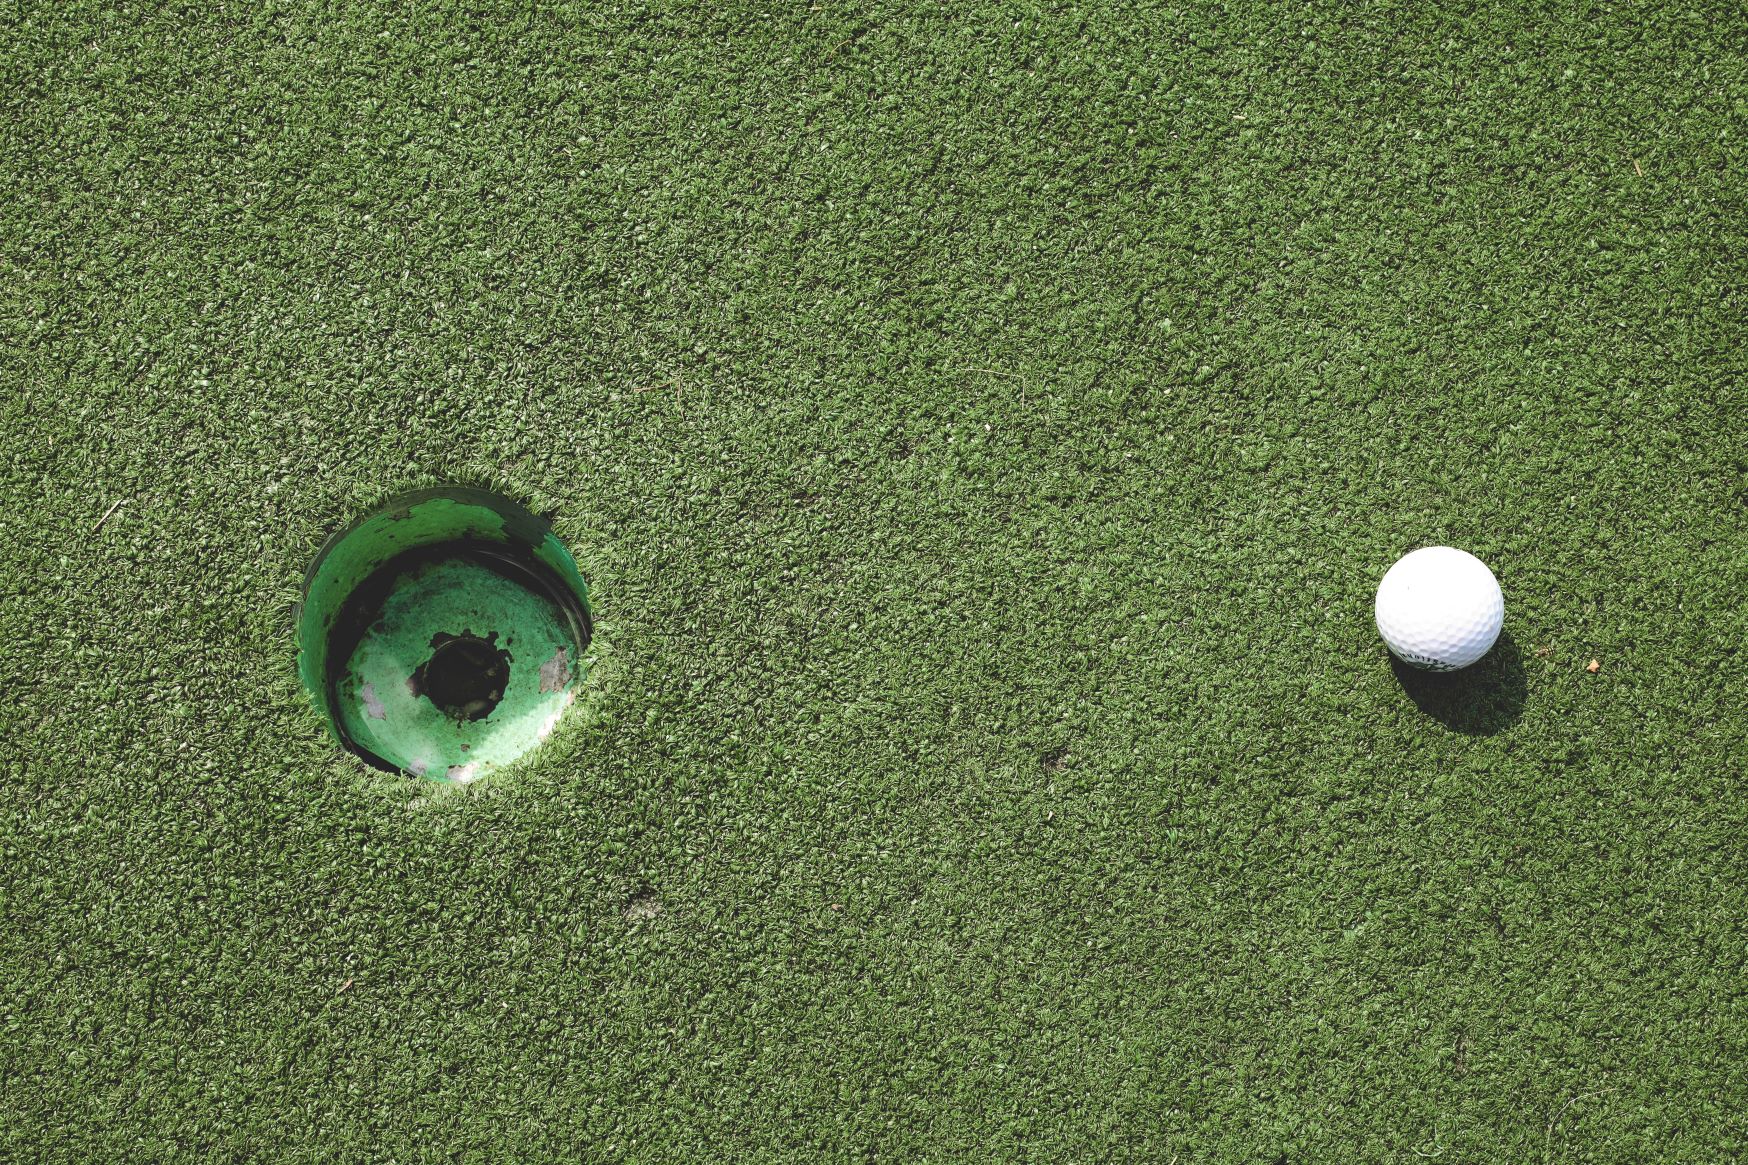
<box><xmin>623</xmin><ymin>888</ymin><xmax>662</xmax><ymax>922</ymax></box>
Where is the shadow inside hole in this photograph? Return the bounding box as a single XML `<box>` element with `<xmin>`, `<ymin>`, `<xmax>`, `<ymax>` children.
<box><xmin>1389</xmin><ymin>630</ymin><xmax>1527</xmax><ymax>736</ymax></box>
<box><xmin>411</xmin><ymin>632</ymin><xmax>511</xmax><ymax>722</ymax></box>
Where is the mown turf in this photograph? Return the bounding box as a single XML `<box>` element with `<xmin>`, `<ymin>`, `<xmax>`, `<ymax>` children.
<box><xmin>4</xmin><ymin>2</ymin><xmax>1747</xmax><ymax>1160</ymax></box>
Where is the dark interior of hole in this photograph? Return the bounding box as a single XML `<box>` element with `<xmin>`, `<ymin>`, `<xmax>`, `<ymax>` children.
<box><xmin>321</xmin><ymin>540</ymin><xmax>591</xmax><ymax>770</ymax></box>
<box><xmin>412</xmin><ymin>633</ymin><xmax>511</xmax><ymax>721</ymax></box>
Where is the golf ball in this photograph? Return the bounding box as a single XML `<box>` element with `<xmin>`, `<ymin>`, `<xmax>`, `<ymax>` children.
<box><xmin>1374</xmin><ymin>546</ymin><xmax>1503</xmax><ymax>671</ymax></box>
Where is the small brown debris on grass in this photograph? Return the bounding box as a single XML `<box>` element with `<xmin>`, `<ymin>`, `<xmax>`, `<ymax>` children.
<box><xmin>337</xmin><ymin>978</ymin><xmax>353</xmax><ymax>994</ymax></box>
<box><xmin>1632</xmin><ymin>158</ymin><xmax>1643</xmax><ymax>176</ymax></box>
<box><xmin>92</xmin><ymin>498</ymin><xmax>126</xmax><ymax>533</ymax></box>
<box><xmin>1587</xmin><ymin>659</ymin><xmax>1601</xmax><ymax>673</ymax></box>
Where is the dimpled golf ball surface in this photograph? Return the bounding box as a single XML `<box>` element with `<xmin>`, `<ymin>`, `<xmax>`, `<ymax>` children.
<box><xmin>1375</xmin><ymin>547</ymin><xmax>1504</xmax><ymax>671</ymax></box>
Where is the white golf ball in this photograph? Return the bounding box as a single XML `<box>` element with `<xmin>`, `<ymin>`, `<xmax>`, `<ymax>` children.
<box><xmin>1375</xmin><ymin>546</ymin><xmax>1503</xmax><ymax>671</ymax></box>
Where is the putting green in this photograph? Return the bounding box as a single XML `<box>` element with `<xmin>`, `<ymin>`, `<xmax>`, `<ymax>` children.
<box><xmin>5</xmin><ymin>3</ymin><xmax>1747</xmax><ymax>1161</ymax></box>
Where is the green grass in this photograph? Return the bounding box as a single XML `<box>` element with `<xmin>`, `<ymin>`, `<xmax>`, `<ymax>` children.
<box><xmin>5</xmin><ymin>2</ymin><xmax>1748</xmax><ymax>1160</ymax></box>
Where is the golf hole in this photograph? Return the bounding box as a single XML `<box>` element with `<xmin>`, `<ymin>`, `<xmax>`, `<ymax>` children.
<box><xmin>296</xmin><ymin>487</ymin><xmax>593</xmax><ymax>782</ymax></box>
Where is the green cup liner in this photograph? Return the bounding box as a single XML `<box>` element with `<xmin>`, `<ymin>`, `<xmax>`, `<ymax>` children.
<box><xmin>297</xmin><ymin>487</ymin><xmax>592</xmax><ymax>780</ymax></box>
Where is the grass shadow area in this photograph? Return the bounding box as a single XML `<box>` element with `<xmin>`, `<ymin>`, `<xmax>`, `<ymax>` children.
<box><xmin>1389</xmin><ymin>630</ymin><xmax>1527</xmax><ymax>736</ymax></box>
